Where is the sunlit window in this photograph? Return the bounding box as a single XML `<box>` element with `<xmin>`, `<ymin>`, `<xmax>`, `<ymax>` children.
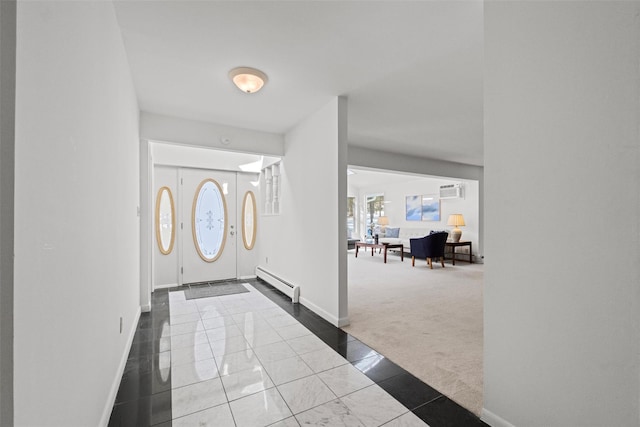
<box><xmin>347</xmin><ymin>196</ymin><xmax>356</xmax><ymax>237</ymax></box>
<box><xmin>365</xmin><ymin>194</ymin><xmax>385</xmax><ymax>235</ymax></box>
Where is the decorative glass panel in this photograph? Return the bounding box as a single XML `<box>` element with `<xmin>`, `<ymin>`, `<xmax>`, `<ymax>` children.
<box><xmin>155</xmin><ymin>187</ymin><xmax>175</xmax><ymax>255</ymax></box>
<box><xmin>242</xmin><ymin>191</ymin><xmax>257</xmax><ymax>250</ymax></box>
<box><xmin>192</xmin><ymin>179</ymin><xmax>227</xmax><ymax>262</ymax></box>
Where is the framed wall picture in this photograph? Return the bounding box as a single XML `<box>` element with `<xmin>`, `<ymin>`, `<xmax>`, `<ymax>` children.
<box><xmin>421</xmin><ymin>194</ymin><xmax>440</xmax><ymax>221</ymax></box>
<box><xmin>406</xmin><ymin>195</ymin><xmax>421</xmax><ymax>221</ymax></box>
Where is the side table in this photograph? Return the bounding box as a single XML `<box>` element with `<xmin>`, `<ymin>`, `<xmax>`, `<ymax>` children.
<box><xmin>445</xmin><ymin>241</ymin><xmax>472</xmax><ymax>265</ymax></box>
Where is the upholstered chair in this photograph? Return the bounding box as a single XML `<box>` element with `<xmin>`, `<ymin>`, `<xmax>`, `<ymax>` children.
<box><xmin>409</xmin><ymin>232</ymin><xmax>449</xmax><ymax>269</ymax></box>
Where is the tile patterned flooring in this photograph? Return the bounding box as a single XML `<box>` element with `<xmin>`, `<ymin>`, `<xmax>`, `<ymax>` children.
<box><xmin>109</xmin><ymin>279</ymin><xmax>488</xmax><ymax>426</ymax></box>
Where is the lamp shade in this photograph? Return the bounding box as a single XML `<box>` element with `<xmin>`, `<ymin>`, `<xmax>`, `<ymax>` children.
<box><xmin>229</xmin><ymin>67</ymin><xmax>268</xmax><ymax>93</ymax></box>
<box><xmin>447</xmin><ymin>214</ymin><xmax>465</xmax><ymax>242</ymax></box>
<box><xmin>377</xmin><ymin>216</ymin><xmax>389</xmax><ymax>226</ymax></box>
<box><xmin>447</xmin><ymin>214</ymin><xmax>465</xmax><ymax>227</ymax></box>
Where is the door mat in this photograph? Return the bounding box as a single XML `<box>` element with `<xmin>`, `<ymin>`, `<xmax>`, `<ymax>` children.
<box><xmin>183</xmin><ymin>282</ymin><xmax>250</xmax><ymax>300</ymax></box>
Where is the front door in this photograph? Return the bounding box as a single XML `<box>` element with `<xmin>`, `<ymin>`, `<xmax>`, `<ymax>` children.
<box><xmin>181</xmin><ymin>168</ymin><xmax>237</xmax><ymax>284</ymax></box>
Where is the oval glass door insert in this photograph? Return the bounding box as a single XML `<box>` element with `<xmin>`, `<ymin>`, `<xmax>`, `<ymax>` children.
<box><xmin>242</xmin><ymin>191</ymin><xmax>257</xmax><ymax>250</ymax></box>
<box><xmin>192</xmin><ymin>179</ymin><xmax>227</xmax><ymax>262</ymax></box>
<box><xmin>155</xmin><ymin>186</ymin><xmax>175</xmax><ymax>255</ymax></box>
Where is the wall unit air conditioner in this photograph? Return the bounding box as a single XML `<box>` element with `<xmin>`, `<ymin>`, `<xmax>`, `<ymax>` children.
<box><xmin>439</xmin><ymin>183</ymin><xmax>463</xmax><ymax>199</ymax></box>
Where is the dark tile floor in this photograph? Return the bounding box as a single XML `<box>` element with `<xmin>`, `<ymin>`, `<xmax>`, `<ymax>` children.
<box><xmin>108</xmin><ymin>278</ymin><xmax>488</xmax><ymax>426</ymax></box>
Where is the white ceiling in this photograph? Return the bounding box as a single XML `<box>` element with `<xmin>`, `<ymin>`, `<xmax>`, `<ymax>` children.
<box><xmin>113</xmin><ymin>1</ymin><xmax>484</xmax><ymax>166</ymax></box>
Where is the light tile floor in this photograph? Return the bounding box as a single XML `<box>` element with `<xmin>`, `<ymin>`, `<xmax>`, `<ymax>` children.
<box><xmin>167</xmin><ymin>284</ymin><xmax>428</xmax><ymax>427</ymax></box>
<box><xmin>109</xmin><ymin>279</ymin><xmax>489</xmax><ymax>427</ymax></box>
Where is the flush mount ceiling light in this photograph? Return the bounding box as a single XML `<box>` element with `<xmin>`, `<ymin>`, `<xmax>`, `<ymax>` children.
<box><xmin>229</xmin><ymin>67</ymin><xmax>268</xmax><ymax>94</ymax></box>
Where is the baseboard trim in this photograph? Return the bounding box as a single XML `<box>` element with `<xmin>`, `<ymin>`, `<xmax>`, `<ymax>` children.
<box><xmin>239</xmin><ymin>274</ymin><xmax>257</xmax><ymax>280</ymax></box>
<box><xmin>337</xmin><ymin>316</ymin><xmax>350</xmax><ymax>328</ymax></box>
<box><xmin>298</xmin><ymin>296</ymin><xmax>346</xmax><ymax>328</ymax></box>
<box><xmin>254</xmin><ymin>268</ymin><xmax>346</xmax><ymax>327</ymax></box>
<box><xmin>99</xmin><ymin>306</ymin><xmax>141</xmax><ymax>427</ymax></box>
<box><xmin>481</xmin><ymin>408</ymin><xmax>516</xmax><ymax>427</ymax></box>
<box><xmin>474</xmin><ymin>257</ymin><xmax>484</xmax><ymax>264</ymax></box>
<box><xmin>153</xmin><ymin>283</ymin><xmax>177</xmax><ymax>291</ymax></box>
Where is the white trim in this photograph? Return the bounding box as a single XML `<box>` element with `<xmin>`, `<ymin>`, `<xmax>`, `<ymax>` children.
<box><xmin>153</xmin><ymin>283</ymin><xmax>177</xmax><ymax>291</ymax></box>
<box><xmin>255</xmin><ymin>267</ymin><xmax>347</xmax><ymax>327</ymax></box>
<box><xmin>337</xmin><ymin>316</ymin><xmax>350</xmax><ymax>328</ymax></box>
<box><xmin>141</xmin><ymin>304</ymin><xmax>151</xmax><ymax>313</ymax></box>
<box><xmin>99</xmin><ymin>306</ymin><xmax>142</xmax><ymax>427</ymax></box>
<box><xmin>239</xmin><ymin>274</ymin><xmax>257</xmax><ymax>280</ymax></box>
<box><xmin>481</xmin><ymin>408</ymin><xmax>516</xmax><ymax>427</ymax></box>
<box><xmin>298</xmin><ymin>296</ymin><xmax>346</xmax><ymax>328</ymax></box>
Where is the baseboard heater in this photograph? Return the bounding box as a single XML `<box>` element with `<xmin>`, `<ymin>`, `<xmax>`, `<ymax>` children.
<box><xmin>256</xmin><ymin>266</ymin><xmax>300</xmax><ymax>303</ymax></box>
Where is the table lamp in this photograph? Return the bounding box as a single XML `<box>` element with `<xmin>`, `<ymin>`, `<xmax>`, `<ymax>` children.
<box><xmin>447</xmin><ymin>214</ymin><xmax>465</xmax><ymax>242</ymax></box>
<box><xmin>377</xmin><ymin>216</ymin><xmax>389</xmax><ymax>233</ymax></box>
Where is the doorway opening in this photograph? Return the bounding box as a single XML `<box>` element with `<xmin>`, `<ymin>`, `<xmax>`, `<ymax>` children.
<box><xmin>145</xmin><ymin>141</ymin><xmax>280</xmax><ymax>292</ymax></box>
<box><xmin>345</xmin><ymin>166</ymin><xmax>484</xmax><ymax>415</ymax></box>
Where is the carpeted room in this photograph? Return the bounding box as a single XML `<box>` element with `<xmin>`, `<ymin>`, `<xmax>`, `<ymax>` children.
<box><xmin>344</xmin><ymin>248</ymin><xmax>484</xmax><ymax>415</ymax></box>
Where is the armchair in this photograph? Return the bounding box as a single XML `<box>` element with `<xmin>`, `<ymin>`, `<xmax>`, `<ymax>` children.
<box><xmin>409</xmin><ymin>232</ymin><xmax>449</xmax><ymax>269</ymax></box>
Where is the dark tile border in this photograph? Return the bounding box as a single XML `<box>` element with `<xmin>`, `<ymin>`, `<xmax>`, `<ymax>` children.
<box><xmin>378</xmin><ymin>372</ymin><xmax>441</xmax><ymax>411</ymax></box>
<box><xmin>109</xmin><ymin>290</ymin><xmax>172</xmax><ymax>427</ymax></box>
<box><xmin>247</xmin><ymin>277</ymin><xmax>488</xmax><ymax>427</ymax></box>
<box><xmin>414</xmin><ymin>396</ymin><xmax>489</xmax><ymax>427</ymax></box>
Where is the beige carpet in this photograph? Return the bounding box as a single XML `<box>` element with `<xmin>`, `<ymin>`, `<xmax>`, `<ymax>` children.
<box><xmin>343</xmin><ymin>250</ymin><xmax>483</xmax><ymax>415</ymax></box>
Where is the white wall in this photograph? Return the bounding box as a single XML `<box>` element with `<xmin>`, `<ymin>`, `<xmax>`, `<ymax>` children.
<box><xmin>259</xmin><ymin>97</ymin><xmax>348</xmax><ymax>326</ymax></box>
<box><xmin>354</xmin><ymin>176</ymin><xmax>480</xmax><ymax>259</ymax></box>
<box><xmin>0</xmin><ymin>0</ymin><xmax>16</xmax><ymax>424</ymax></box>
<box><xmin>483</xmin><ymin>2</ymin><xmax>640</xmax><ymax>426</ymax></box>
<box><xmin>15</xmin><ymin>2</ymin><xmax>140</xmax><ymax>426</ymax></box>
<box><xmin>141</xmin><ymin>112</ymin><xmax>284</xmax><ymax>156</ymax></box>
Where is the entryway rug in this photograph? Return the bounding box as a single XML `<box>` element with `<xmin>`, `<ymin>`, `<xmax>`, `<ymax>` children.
<box><xmin>182</xmin><ymin>281</ymin><xmax>250</xmax><ymax>300</ymax></box>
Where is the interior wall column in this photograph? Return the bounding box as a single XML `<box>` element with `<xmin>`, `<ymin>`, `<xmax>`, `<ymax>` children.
<box><xmin>0</xmin><ymin>0</ymin><xmax>16</xmax><ymax>424</ymax></box>
<box><xmin>337</xmin><ymin>96</ymin><xmax>348</xmax><ymax>325</ymax></box>
<box><xmin>483</xmin><ymin>2</ymin><xmax>640</xmax><ymax>425</ymax></box>
<box><xmin>140</xmin><ymin>139</ymin><xmax>152</xmax><ymax>311</ymax></box>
